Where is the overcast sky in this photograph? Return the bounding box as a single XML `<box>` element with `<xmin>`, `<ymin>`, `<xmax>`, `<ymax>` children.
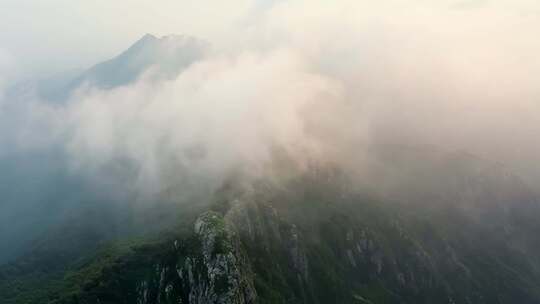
<box><xmin>1</xmin><ymin>0</ymin><xmax>539</xmax><ymax>81</ymax></box>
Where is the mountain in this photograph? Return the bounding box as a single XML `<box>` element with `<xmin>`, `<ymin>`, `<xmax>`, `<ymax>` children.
<box><xmin>5</xmin><ymin>34</ymin><xmax>208</xmax><ymax>102</ymax></box>
<box><xmin>68</xmin><ymin>34</ymin><xmax>207</xmax><ymax>91</ymax></box>
<box><xmin>2</xmin><ymin>152</ymin><xmax>540</xmax><ymax>304</ymax></box>
<box><xmin>2</xmin><ymin>35</ymin><xmax>540</xmax><ymax>304</ymax></box>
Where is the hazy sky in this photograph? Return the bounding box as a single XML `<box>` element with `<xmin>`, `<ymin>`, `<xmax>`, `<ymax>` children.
<box><xmin>0</xmin><ymin>0</ymin><xmax>245</xmax><ymax>78</ymax></box>
<box><xmin>1</xmin><ymin>0</ymin><xmax>539</xmax><ymax>79</ymax></box>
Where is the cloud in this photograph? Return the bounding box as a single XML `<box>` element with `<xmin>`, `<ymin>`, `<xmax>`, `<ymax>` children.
<box><xmin>47</xmin><ymin>48</ymin><xmax>339</xmax><ymax>194</ymax></box>
<box><xmin>0</xmin><ymin>48</ymin><xmax>16</xmax><ymax>95</ymax></box>
<box><xmin>4</xmin><ymin>0</ymin><xmax>540</xmax><ymax>197</ymax></box>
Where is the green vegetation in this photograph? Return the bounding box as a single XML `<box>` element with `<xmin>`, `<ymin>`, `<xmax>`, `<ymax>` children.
<box><xmin>3</xmin><ymin>165</ymin><xmax>540</xmax><ymax>303</ymax></box>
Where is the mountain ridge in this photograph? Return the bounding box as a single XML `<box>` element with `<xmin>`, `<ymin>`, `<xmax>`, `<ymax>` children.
<box><xmin>5</xmin><ymin>33</ymin><xmax>208</xmax><ymax>102</ymax></box>
<box><xmin>3</xmin><ymin>155</ymin><xmax>540</xmax><ymax>304</ymax></box>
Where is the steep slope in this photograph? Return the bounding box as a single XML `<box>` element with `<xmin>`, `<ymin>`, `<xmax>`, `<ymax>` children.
<box><xmin>5</xmin><ymin>34</ymin><xmax>207</xmax><ymax>102</ymax></box>
<box><xmin>68</xmin><ymin>34</ymin><xmax>207</xmax><ymax>92</ymax></box>
<box><xmin>6</xmin><ymin>157</ymin><xmax>540</xmax><ymax>304</ymax></box>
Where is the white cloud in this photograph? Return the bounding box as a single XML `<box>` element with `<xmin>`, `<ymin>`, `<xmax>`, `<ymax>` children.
<box><xmin>4</xmin><ymin>0</ymin><xmax>540</xmax><ymax>193</ymax></box>
<box><xmin>55</xmin><ymin>48</ymin><xmax>341</xmax><ymax>193</ymax></box>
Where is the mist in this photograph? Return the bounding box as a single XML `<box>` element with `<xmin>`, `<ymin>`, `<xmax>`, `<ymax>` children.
<box><xmin>1</xmin><ymin>0</ymin><xmax>540</xmax><ymax>263</ymax></box>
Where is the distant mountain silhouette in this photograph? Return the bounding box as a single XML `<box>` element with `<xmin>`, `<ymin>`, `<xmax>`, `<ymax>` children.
<box><xmin>7</xmin><ymin>34</ymin><xmax>208</xmax><ymax>102</ymax></box>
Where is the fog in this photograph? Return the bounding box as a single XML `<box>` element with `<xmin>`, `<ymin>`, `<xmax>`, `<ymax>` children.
<box><xmin>1</xmin><ymin>0</ymin><xmax>540</xmax><ymax>261</ymax></box>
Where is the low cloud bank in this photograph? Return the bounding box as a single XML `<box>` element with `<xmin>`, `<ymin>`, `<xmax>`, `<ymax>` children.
<box><xmin>2</xmin><ymin>0</ymin><xmax>540</xmax><ymax>197</ymax></box>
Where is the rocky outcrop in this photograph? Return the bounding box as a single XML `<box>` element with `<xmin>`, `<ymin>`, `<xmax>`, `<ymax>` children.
<box><xmin>134</xmin><ymin>211</ymin><xmax>257</xmax><ymax>304</ymax></box>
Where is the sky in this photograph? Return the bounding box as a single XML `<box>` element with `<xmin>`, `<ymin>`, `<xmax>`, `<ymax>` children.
<box><xmin>0</xmin><ymin>0</ymin><xmax>254</xmax><ymax>78</ymax></box>
<box><xmin>1</xmin><ymin>0</ymin><xmax>538</xmax><ymax>79</ymax></box>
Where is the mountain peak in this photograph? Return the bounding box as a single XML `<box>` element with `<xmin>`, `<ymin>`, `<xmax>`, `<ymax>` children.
<box><xmin>73</xmin><ymin>33</ymin><xmax>208</xmax><ymax>91</ymax></box>
<box><xmin>141</xmin><ymin>33</ymin><xmax>158</xmax><ymax>40</ymax></box>
<box><xmin>126</xmin><ymin>33</ymin><xmax>159</xmax><ymax>53</ymax></box>
<box><xmin>11</xmin><ymin>33</ymin><xmax>208</xmax><ymax>102</ymax></box>
<box><xmin>124</xmin><ymin>33</ymin><xmax>206</xmax><ymax>57</ymax></box>
<box><xmin>133</xmin><ymin>33</ymin><xmax>198</xmax><ymax>45</ymax></box>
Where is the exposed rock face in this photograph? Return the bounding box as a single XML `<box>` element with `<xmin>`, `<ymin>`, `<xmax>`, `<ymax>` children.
<box><xmin>133</xmin><ymin>211</ymin><xmax>256</xmax><ymax>304</ymax></box>
<box><xmin>184</xmin><ymin>212</ymin><xmax>256</xmax><ymax>304</ymax></box>
<box><xmin>225</xmin><ymin>200</ymin><xmax>314</xmax><ymax>302</ymax></box>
